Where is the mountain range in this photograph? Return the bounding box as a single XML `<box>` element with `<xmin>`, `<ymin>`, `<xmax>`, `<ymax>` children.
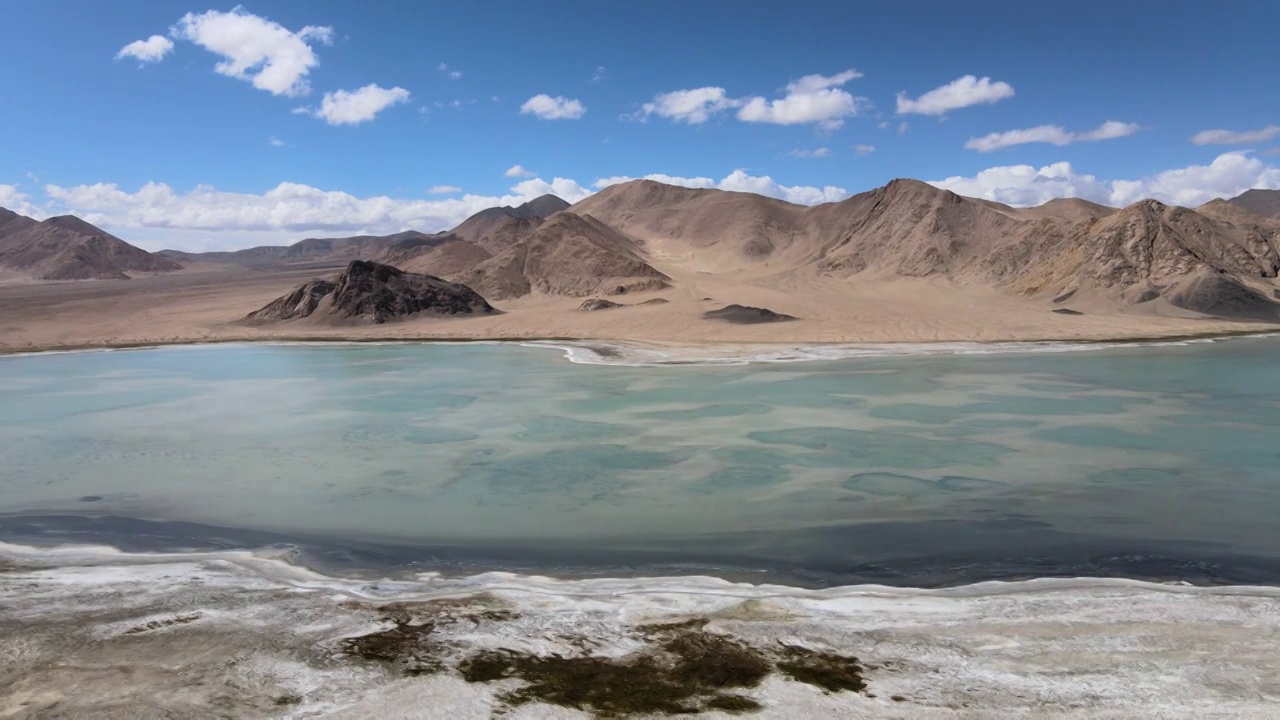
<box><xmin>0</xmin><ymin>209</ymin><xmax>180</xmax><ymax>280</ymax></box>
<box><xmin>4</xmin><ymin>184</ymin><xmax>1280</xmax><ymax>323</ymax></box>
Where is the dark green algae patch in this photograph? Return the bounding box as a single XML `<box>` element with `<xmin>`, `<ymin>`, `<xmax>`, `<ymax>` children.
<box><xmin>340</xmin><ymin>608</ymin><xmax>873</xmax><ymax>716</ymax></box>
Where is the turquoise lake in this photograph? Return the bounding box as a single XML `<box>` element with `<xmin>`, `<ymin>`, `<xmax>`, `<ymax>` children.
<box><xmin>2</xmin><ymin>339</ymin><xmax>1279</xmax><ymax>585</ymax></box>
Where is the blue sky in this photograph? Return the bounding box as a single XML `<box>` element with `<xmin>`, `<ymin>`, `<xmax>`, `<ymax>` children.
<box><xmin>1</xmin><ymin>1</ymin><xmax>1278</xmax><ymax>250</ymax></box>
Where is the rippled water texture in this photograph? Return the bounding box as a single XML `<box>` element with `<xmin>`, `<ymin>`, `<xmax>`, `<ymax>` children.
<box><xmin>2</xmin><ymin>338</ymin><xmax>1279</xmax><ymax>582</ymax></box>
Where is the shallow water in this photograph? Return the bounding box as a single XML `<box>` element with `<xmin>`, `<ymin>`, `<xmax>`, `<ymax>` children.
<box><xmin>2</xmin><ymin>337</ymin><xmax>1279</xmax><ymax>584</ymax></box>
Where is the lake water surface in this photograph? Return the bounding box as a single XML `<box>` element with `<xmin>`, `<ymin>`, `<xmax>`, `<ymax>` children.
<box><xmin>3</xmin><ymin>338</ymin><xmax>1279</xmax><ymax>585</ymax></box>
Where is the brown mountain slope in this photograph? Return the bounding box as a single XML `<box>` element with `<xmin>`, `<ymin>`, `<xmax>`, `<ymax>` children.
<box><xmin>450</xmin><ymin>194</ymin><xmax>569</xmax><ymax>244</ymax></box>
<box><xmin>0</xmin><ymin>208</ymin><xmax>181</xmax><ymax>280</ymax></box>
<box><xmin>569</xmin><ymin>180</ymin><xmax>806</xmax><ymax>271</ymax></box>
<box><xmin>570</xmin><ymin>179</ymin><xmax>1280</xmax><ymax>320</ymax></box>
<box><xmin>1228</xmin><ymin>189</ymin><xmax>1280</xmax><ymax>218</ymax></box>
<box><xmin>451</xmin><ymin>211</ymin><xmax>668</xmax><ymax>300</ymax></box>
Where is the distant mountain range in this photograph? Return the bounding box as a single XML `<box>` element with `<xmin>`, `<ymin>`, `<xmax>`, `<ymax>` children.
<box><xmin>0</xmin><ymin>209</ymin><xmax>179</xmax><ymax>280</ymax></box>
<box><xmin>1227</xmin><ymin>189</ymin><xmax>1280</xmax><ymax>219</ymax></box>
<box><xmin>5</xmin><ymin>185</ymin><xmax>1280</xmax><ymax>323</ymax></box>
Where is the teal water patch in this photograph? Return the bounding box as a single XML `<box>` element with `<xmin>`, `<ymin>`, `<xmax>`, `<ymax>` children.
<box><xmin>513</xmin><ymin>416</ymin><xmax>632</xmax><ymax>442</ymax></box>
<box><xmin>636</xmin><ymin>403</ymin><xmax>773</xmax><ymax>421</ymax></box>
<box><xmin>747</xmin><ymin>427</ymin><xmax>1010</xmax><ymax>469</ymax></box>
<box><xmin>403</xmin><ymin>427</ymin><xmax>480</xmax><ymax>445</ymax></box>
<box><xmin>1031</xmin><ymin>425</ymin><xmax>1167</xmax><ymax>451</ymax></box>
<box><xmin>2</xmin><ymin>340</ymin><xmax>1280</xmax><ymax>559</ymax></box>
<box><xmin>868</xmin><ymin>403</ymin><xmax>968</xmax><ymax>425</ymax></box>
<box><xmin>694</xmin><ymin>465</ymin><xmax>789</xmax><ymax>492</ymax></box>
<box><xmin>960</xmin><ymin>393</ymin><xmax>1152</xmax><ymax>416</ymax></box>
<box><xmin>842</xmin><ymin>472</ymin><xmax>1005</xmax><ymax>498</ymax></box>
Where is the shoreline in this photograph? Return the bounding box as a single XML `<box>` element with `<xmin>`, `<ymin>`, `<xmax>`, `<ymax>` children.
<box><xmin>2</xmin><ymin>325</ymin><xmax>1276</xmax><ymax>362</ymax></box>
<box><xmin>5</xmin><ymin>535</ymin><xmax>1280</xmax><ymax>597</ymax></box>
<box><xmin>7</xmin><ymin>535</ymin><xmax>1279</xmax><ymax>717</ymax></box>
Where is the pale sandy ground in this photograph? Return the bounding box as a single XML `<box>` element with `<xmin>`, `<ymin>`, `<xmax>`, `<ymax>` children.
<box><xmin>0</xmin><ymin>261</ymin><xmax>1274</xmax><ymax>353</ymax></box>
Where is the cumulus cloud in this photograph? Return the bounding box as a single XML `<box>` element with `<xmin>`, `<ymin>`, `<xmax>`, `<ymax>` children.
<box><xmin>929</xmin><ymin>152</ymin><xmax>1280</xmax><ymax>208</ymax></box>
<box><xmin>171</xmin><ymin>7</ymin><xmax>332</xmax><ymax>97</ymax></box>
<box><xmin>896</xmin><ymin>75</ymin><xmax>1015</xmax><ymax>116</ymax></box>
<box><xmin>593</xmin><ymin>170</ymin><xmax>847</xmax><ymax>205</ymax></box>
<box><xmin>853</xmin><ymin>144</ymin><xmax>876</xmax><ymax>155</ymax></box>
<box><xmin>34</xmin><ymin>177</ymin><xmax>592</xmax><ymax>252</ymax></box>
<box><xmin>116</xmin><ymin>35</ymin><xmax>174</xmax><ymax>63</ymax></box>
<box><xmin>427</xmin><ymin>185</ymin><xmax>461</xmax><ymax>194</ymax></box>
<box><xmin>504</xmin><ymin>165</ymin><xmax>535</xmax><ymax>178</ymax></box>
<box><xmin>268</xmin><ymin>136</ymin><xmax>288</xmax><ymax>147</ymax></box>
<box><xmin>638</xmin><ymin>87</ymin><xmax>739</xmax><ymax>124</ymax></box>
<box><xmin>1190</xmin><ymin>125</ymin><xmax>1280</xmax><ymax>145</ymax></box>
<box><xmin>519</xmin><ymin>94</ymin><xmax>586</xmax><ymax>120</ymax></box>
<box><xmin>304</xmin><ymin>84</ymin><xmax>410</xmax><ymax>125</ymax></box>
<box><xmin>0</xmin><ymin>184</ymin><xmax>43</xmax><ymax>218</ymax></box>
<box><xmin>591</xmin><ymin>66</ymin><xmax>608</xmax><ymax>84</ymax></box>
<box><xmin>965</xmin><ymin>120</ymin><xmax>1140</xmax><ymax>152</ymax></box>
<box><xmin>790</xmin><ymin>147</ymin><xmax>831</xmax><ymax>158</ymax></box>
<box><xmin>737</xmin><ymin>69</ymin><xmax>865</xmax><ymax>129</ymax></box>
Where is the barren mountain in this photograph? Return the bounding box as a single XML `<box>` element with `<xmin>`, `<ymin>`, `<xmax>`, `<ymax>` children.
<box><xmin>1227</xmin><ymin>188</ymin><xmax>1280</xmax><ymax>218</ymax></box>
<box><xmin>0</xmin><ymin>208</ymin><xmax>181</xmax><ymax>280</ymax></box>
<box><xmin>246</xmin><ymin>260</ymin><xmax>495</xmax><ymax>324</ymax></box>
<box><xmin>161</xmin><ymin>230</ymin><xmax>454</xmax><ymax>268</ymax></box>
<box><xmin>571</xmin><ymin>178</ymin><xmax>1280</xmax><ymax>321</ymax></box>
<box><xmin>570</xmin><ymin>180</ymin><xmax>805</xmax><ymax>271</ymax></box>
<box><xmin>450</xmin><ymin>194</ymin><xmax>570</xmax><ymax>245</ymax></box>
<box><xmin>451</xmin><ymin>211</ymin><xmax>668</xmax><ymax>300</ymax></box>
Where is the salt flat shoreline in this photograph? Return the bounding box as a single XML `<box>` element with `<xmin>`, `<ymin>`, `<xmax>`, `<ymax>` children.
<box><xmin>3</xmin><ymin>540</ymin><xmax>1279</xmax><ymax>718</ymax></box>
<box><xmin>1</xmin><ymin>326</ymin><xmax>1276</xmax><ymax>361</ymax></box>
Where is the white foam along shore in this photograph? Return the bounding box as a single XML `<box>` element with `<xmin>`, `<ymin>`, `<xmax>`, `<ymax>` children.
<box><xmin>3</xmin><ymin>541</ymin><xmax>1280</xmax><ymax>717</ymax></box>
<box><xmin>3</xmin><ymin>331</ymin><xmax>1275</xmax><ymax>367</ymax></box>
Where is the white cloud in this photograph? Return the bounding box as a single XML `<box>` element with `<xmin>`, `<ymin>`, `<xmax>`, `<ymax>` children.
<box><xmin>309</xmin><ymin>84</ymin><xmax>410</xmax><ymax>125</ymax></box>
<box><xmin>519</xmin><ymin>94</ymin><xmax>586</xmax><ymax>120</ymax></box>
<box><xmin>929</xmin><ymin>162</ymin><xmax>1111</xmax><ymax>207</ymax></box>
<box><xmin>965</xmin><ymin>120</ymin><xmax>1140</xmax><ymax>152</ymax></box>
<box><xmin>591</xmin><ymin>66</ymin><xmax>608</xmax><ymax>84</ymax></box>
<box><xmin>638</xmin><ymin>87</ymin><xmax>739</xmax><ymax>124</ymax></box>
<box><xmin>897</xmin><ymin>122</ymin><xmax>909</xmax><ymax>135</ymax></box>
<box><xmin>116</xmin><ymin>35</ymin><xmax>174</xmax><ymax>63</ymax></box>
<box><xmin>929</xmin><ymin>152</ymin><xmax>1280</xmax><ymax>208</ymax></box>
<box><xmin>790</xmin><ymin>147</ymin><xmax>831</xmax><ymax>158</ymax></box>
<box><xmin>1190</xmin><ymin>125</ymin><xmax>1280</xmax><ymax>145</ymax></box>
<box><xmin>427</xmin><ymin>185</ymin><xmax>461</xmax><ymax>194</ymax></box>
<box><xmin>504</xmin><ymin>165</ymin><xmax>535</xmax><ymax>178</ymax></box>
<box><xmin>438</xmin><ymin>62</ymin><xmax>462</xmax><ymax>80</ymax></box>
<box><xmin>0</xmin><ymin>184</ymin><xmax>42</xmax><ymax>218</ymax></box>
<box><xmin>268</xmin><ymin>136</ymin><xmax>288</xmax><ymax>147</ymax></box>
<box><xmin>737</xmin><ymin>69</ymin><xmax>864</xmax><ymax>129</ymax></box>
<box><xmin>896</xmin><ymin>75</ymin><xmax>1015</xmax><ymax>116</ymax></box>
<box><xmin>171</xmin><ymin>8</ymin><xmax>332</xmax><ymax>97</ymax></box>
<box><xmin>593</xmin><ymin>174</ymin><xmax>716</xmax><ymax>190</ymax></box>
<box><xmin>34</xmin><ymin>178</ymin><xmax>593</xmax><ymax>252</ymax></box>
<box><xmin>593</xmin><ymin>170</ymin><xmax>847</xmax><ymax>205</ymax></box>
<box><xmin>853</xmin><ymin>144</ymin><xmax>876</xmax><ymax>155</ymax></box>
<box><xmin>878</xmin><ymin>121</ymin><xmax>889</xmax><ymax>130</ymax></box>
<box><xmin>507</xmin><ymin>177</ymin><xmax>593</xmax><ymax>203</ymax></box>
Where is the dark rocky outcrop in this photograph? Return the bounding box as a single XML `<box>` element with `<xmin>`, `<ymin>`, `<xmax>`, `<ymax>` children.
<box><xmin>247</xmin><ymin>260</ymin><xmax>495</xmax><ymax>324</ymax></box>
<box><xmin>703</xmin><ymin>304</ymin><xmax>797</xmax><ymax>324</ymax></box>
<box><xmin>579</xmin><ymin>299</ymin><xmax>622</xmax><ymax>311</ymax></box>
